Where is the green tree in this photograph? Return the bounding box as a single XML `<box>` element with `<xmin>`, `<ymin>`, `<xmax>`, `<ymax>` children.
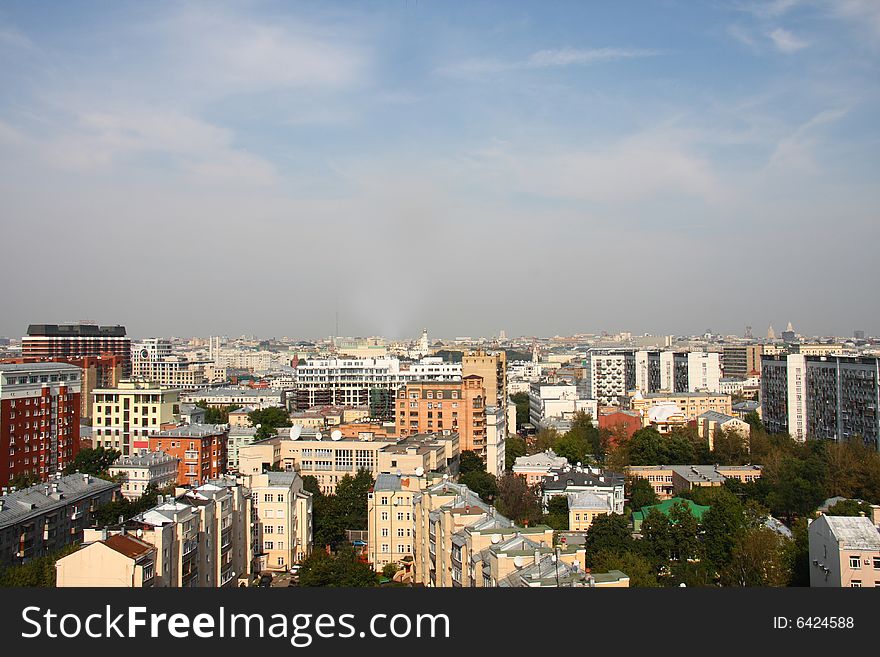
<box><xmin>510</xmin><ymin>392</ymin><xmax>530</xmax><ymax>429</ymax></box>
<box><xmin>297</xmin><ymin>546</ymin><xmax>379</xmax><ymax>587</ymax></box>
<box><xmin>381</xmin><ymin>562</ymin><xmax>399</xmax><ymax>579</ymax></box>
<box><xmin>542</xmin><ymin>494</ymin><xmax>569</xmax><ymax>530</ymax></box>
<box><xmin>248</xmin><ymin>407</ymin><xmax>292</xmax><ymax>440</ymax></box>
<box><xmin>701</xmin><ymin>488</ymin><xmax>746</xmax><ymax>569</ymax></box>
<box><xmin>826</xmin><ymin>499</ymin><xmax>874</xmax><ymax>517</ymax></box>
<box><xmin>9</xmin><ymin>472</ymin><xmax>41</xmax><ymax>489</ymax></box>
<box><xmin>459</xmin><ymin>450</ymin><xmax>485</xmax><ymax>476</ymax></box>
<box><xmin>787</xmin><ymin>518</ymin><xmax>810</xmax><ymax>587</ymax></box>
<box><xmin>743</xmin><ymin>411</ymin><xmax>764</xmax><ymax>434</ymax></box>
<box><xmin>63</xmin><ymin>446</ymin><xmax>121</xmax><ymax>477</ymax></box>
<box><xmin>764</xmin><ymin>452</ymin><xmax>826</xmax><ymax>522</ymax></box>
<box><xmin>533</xmin><ymin>428</ymin><xmax>561</xmax><ymax>454</ymax></box>
<box><xmin>555</xmin><ymin>412</ymin><xmax>599</xmax><ymax>465</ymax></box>
<box><xmin>590</xmin><ymin>549</ymin><xmax>659</xmax><ymax>587</ymax></box>
<box><xmin>720</xmin><ymin>527</ymin><xmax>793</xmax><ymax>587</ymax></box>
<box><xmin>460</xmin><ymin>470</ymin><xmax>498</xmax><ymax>504</ymax></box>
<box><xmin>301</xmin><ymin>475</ymin><xmax>322</xmax><ymax>497</ymax></box>
<box><xmin>0</xmin><ymin>544</ymin><xmax>79</xmax><ymax>587</ymax></box>
<box><xmin>628</xmin><ymin>477</ymin><xmax>659</xmax><ymax>511</ymax></box>
<box><xmin>505</xmin><ymin>435</ymin><xmax>526</xmax><ymax>471</ymax></box>
<box><xmin>494</xmin><ymin>474</ymin><xmax>542</xmax><ymax>526</ymax></box>
<box><xmin>194</xmin><ymin>401</ymin><xmax>237</xmax><ymax>424</ymax></box>
<box><xmin>583</xmin><ymin>513</ymin><xmax>634</xmax><ymax>567</ymax></box>
<box><xmin>711</xmin><ymin>428</ymin><xmax>750</xmax><ymax>465</ymax></box>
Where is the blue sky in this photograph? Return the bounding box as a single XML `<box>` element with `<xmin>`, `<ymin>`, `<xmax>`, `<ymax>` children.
<box><xmin>0</xmin><ymin>1</ymin><xmax>878</xmax><ymax>339</ymax></box>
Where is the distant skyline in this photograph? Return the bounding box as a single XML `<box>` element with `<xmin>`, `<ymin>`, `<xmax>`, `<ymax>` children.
<box><xmin>1</xmin><ymin>1</ymin><xmax>879</xmax><ymax>338</ymax></box>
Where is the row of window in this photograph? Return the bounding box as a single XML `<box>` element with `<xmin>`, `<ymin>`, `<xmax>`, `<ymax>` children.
<box><xmin>5</xmin><ymin>374</ymin><xmax>78</xmax><ymax>385</ymax></box>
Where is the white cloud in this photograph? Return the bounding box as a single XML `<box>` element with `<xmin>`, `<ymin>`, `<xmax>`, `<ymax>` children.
<box><xmin>439</xmin><ymin>47</ymin><xmax>658</xmax><ymax>77</ymax></box>
<box><xmin>768</xmin><ymin>27</ymin><xmax>810</xmax><ymax>53</ymax></box>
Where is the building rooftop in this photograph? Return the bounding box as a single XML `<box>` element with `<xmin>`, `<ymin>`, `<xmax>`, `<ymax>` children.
<box><xmin>823</xmin><ymin>515</ymin><xmax>880</xmax><ymax>550</ymax></box>
<box><xmin>632</xmin><ymin>497</ymin><xmax>711</xmax><ymax>524</ymax></box>
<box><xmin>103</xmin><ymin>533</ymin><xmax>155</xmax><ymax>559</ymax></box>
<box><xmin>154</xmin><ymin>423</ymin><xmax>227</xmax><ymax>438</ymax></box>
<box><xmin>696</xmin><ymin>410</ymin><xmax>738</xmax><ymax>423</ymax></box>
<box><xmin>0</xmin><ymin>473</ymin><xmax>120</xmax><ymax>529</ymax></box>
<box><xmin>111</xmin><ymin>451</ymin><xmax>179</xmax><ymax>468</ymax></box>
<box><xmin>26</xmin><ymin>323</ymin><xmax>126</xmax><ymax>337</ymax></box>
<box><xmin>567</xmin><ymin>491</ymin><xmax>614</xmax><ymax>511</ymax></box>
<box><xmin>0</xmin><ymin>362</ymin><xmax>81</xmax><ymax>373</ymax></box>
<box><xmin>543</xmin><ymin>467</ymin><xmax>624</xmax><ymax>491</ymax></box>
<box><xmin>512</xmin><ymin>450</ymin><xmax>568</xmax><ymax>469</ymax></box>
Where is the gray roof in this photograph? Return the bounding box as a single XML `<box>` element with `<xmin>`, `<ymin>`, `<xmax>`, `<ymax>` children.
<box><xmin>374</xmin><ymin>474</ymin><xmax>403</xmax><ymax>492</ymax></box>
<box><xmin>696</xmin><ymin>410</ymin><xmax>738</xmax><ymax>423</ymax></box>
<box><xmin>1</xmin><ymin>474</ymin><xmax>119</xmax><ymax>529</ymax></box>
<box><xmin>187</xmin><ymin>388</ymin><xmax>282</xmax><ymax>398</ymax></box>
<box><xmin>0</xmin><ymin>362</ymin><xmax>80</xmax><ymax>373</ymax></box>
<box><xmin>543</xmin><ymin>468</ymin><xmax>624</xmax><ymax>491</ymax></box>
<box><xmin>111</xmin><ymin>451</ymin><xmax>178</xmax><ymax>468</ymax></box>
<box><xmin>266</xmin><ymin>471</ymin><xmax>299</xmax><ymax>487</ymax></box>
<box><xmin>823</xmin><ymin>515</ymin><xmax>880</xmax><ymax>550</ymax></box>
<box><xmin>155</xmin><ymin>423</ymin><xmax>227</xmax><ymax>437</ymax></box>
<box><xmin>568</xmin><ymin>491</ymin><xmax>614</xmax><ymax>511</ymax></box>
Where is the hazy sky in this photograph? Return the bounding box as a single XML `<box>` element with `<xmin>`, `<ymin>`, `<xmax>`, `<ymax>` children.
<box><xmin>1</xmin><ymin>1</ymin><xmax>878</xmax><ymax>340</ymax></box>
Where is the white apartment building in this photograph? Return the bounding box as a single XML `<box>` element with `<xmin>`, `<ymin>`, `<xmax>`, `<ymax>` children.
<box><xmin>687</xmin><ymin>352</ymin><xmax>722</xmax><ymax>393</ymax></box>
<box><xmin>484</xmin><ymin>406</ymin><xmax>506</xmax><ymax>477</ymax></box>
<box><xmin>109</xmin><ymin>451</ymin><xmax>179</xmax><ymax>499</ymax></box>
<box><xmin>584</xmin><ymin>351</ymin><xmax>630</xmax><ymax>405</ymax></box>
<box><xmin>182</xmin><ymin>387</ymin><xmax>285</xmax><ymax>410</ymax></box>
<box><xmin>528</xmin><ymin>382</ymin><xmax>598</xmax><ymax>426</ymax></box>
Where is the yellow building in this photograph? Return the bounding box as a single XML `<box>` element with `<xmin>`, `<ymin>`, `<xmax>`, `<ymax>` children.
<box><xmin>247</xmin><ymin>471</ymin><xmax>313</xmax><ymax>570</ymax></box>
<box><xmin>92</xmin><ymin>379</ymin><xmax>182</xmax><ymax>455</ymax></box>
<box><xmin>630</xmin><ymin>391</ymin><xmax>732</xmax><ymax>423</ymax></box>
<box><xmin>462</xmin><ymin>350</ymin><xmax>507</xmax><ymax>408</ymax></box>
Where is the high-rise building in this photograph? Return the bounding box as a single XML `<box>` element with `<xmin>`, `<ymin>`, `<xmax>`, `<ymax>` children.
<box><xmin>131</xmin><ymin>338</ymin><xmax>211</xmax><ymax>389</ymax></box>
<box><xmin>0</xmin><ymin>362</ymin><xmax>82</xmax><ymax>484</ymax></box>
<box><xmin>761</xmin><ymin>354</ymin><xmax>880</xmax><ymax>447</ymax></box>
<box><xmin>248</xmin><ymin>471</ymin><xmax>313</xmax><ymax>571</ymax></box>
<box><xmin>396</xmin><ymin>377</ymin><xmax>487</xmax><ymax>456</ymax></box>
<box><xmin>22</xmin><ymin>323</ymin><xmax>131</xmax><ymax>376</ymax></box>
<box><xmin>721</xmin><ymin>345</ymin><xmax>764</xmax><ymax>378</ymax></box>
<box><xmin>583</xmin><ymin>350</ymin><xmax>635</xmax><ymax>405</ymax></box>
<box><xmin>148</xmin><ymin>424</ymin><xmax>228</xmax><ymax>487</ymax></box>
<box><xmin>462</xmin><ymin>350</ymin><xmax>507</xmax><ymax>408</ymax></box>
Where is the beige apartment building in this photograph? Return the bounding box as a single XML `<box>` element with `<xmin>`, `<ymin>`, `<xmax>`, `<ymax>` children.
<box><xmin>248</xmin><ymin>471</ymin><xmax>313</xmax><ymax>570</ymax></box>
<box><xmin>627</xmin><ymin>464</ymin><xmax>763</xmax><ymax>500</ymax></box>
<box><xmin>108</xmin><ymin>451</ymin><xmax>179</xmax><ymax>499</ymax></box>
<box><xmin>396</xmin><ymin>377</ymin><xmax>487</xmax><ymax>457</ymax></box>
<box><xmin>809</xmin><ymin>514</ymin><xmax>880</xmax><ymax>587</ymax></box>
<box><xmin>368</xmin><ymin>473</ymin><xmax>420</xmax><ymax>574</ymax></box>
<box><xmin>57</xmin><ymin>476</ymin><xmax>253</xmax><ymax>587</ymax></box>
<box><xmin>92</xmin><ymin>379</ymin><xmax>182</xmax><ymax>456</ymax></box>
<box><xmin>567</xmin><ymin>491</ymin><xmax>614</xmax><ymax>531</ymax></box>
<box><xmin>238</xmin><ymin>431</ymin><xmax>459</xmax><ymax>495</ymax></box>
<box><xmin>462</xmin><ymin>350</ymin><xmax>507</xmax><ymax>408</ymax></box>
<box><xmin>630</xmin><ymin>391</ymin><xmax>732</xmax><ymax>423</ymax></box>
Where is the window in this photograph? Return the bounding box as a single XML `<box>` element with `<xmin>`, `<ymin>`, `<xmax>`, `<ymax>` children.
<box><xmin>850</xmin><ymin>556</ymin><xmax>861</xmax><ymax>569</ymax></box>
<box><xmin>382</xmin><ymin>528</ymin><xmax>389</xmax><ymax>537</ymax></box>
<box><xmin>851</xmin><ymin>580</ymin><xmax>862</xmax><ymax>587</ymax></box>
<box><xmin>381</xmin><ymin>512</ymin><xmax>389</xmax><ymax>521</ymax></box>
<box><xmin>382</xmin><ymin>544</ymin><xmax>390</xmax><ymax>553</ymax></box>
<box><xmin>277</xmin><ymin>525</ymin><xmax>284</xmax><ymax>534</ymax></box>
<box><xmin>264</xmin><ymin>494</ymin><xmax>274</xmax><ymax>502</ymax></box>
<box><xmin>264</xmin><ymin>526</ymin><xmax>274</xmax><ymax>534</ymax></box>
<box><xmin>264</xmin><ymin>541</ymin><xmax>274</xmax><ymax>550</ymax></box>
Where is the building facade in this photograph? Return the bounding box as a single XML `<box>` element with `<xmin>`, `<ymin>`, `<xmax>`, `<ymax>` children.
<box><xmin>148</xmin><ymin>424</ymin><xmax>228</xmax><ymax>487</ymax></box>
<box><xmin>0</xmin><ymin>362</ymin><xmax>82</xmax><ymax>484</ymax></box>
<box><xmin>23</xmin><ymin>323</ymin><xmax>131</xmax><ymax>376</ymax></box>
<box><xmin>248</xmin><ymin>471</ymin><xmax>313</xmax><ymax>570</ymax></box>
<box><xmin>109</xmin><ymin>451</ymin><xmax>180</xmax><ymax>499</ymax></box>
<box><xmin>92</xmin><ymin>379</ymin><xmax>182</xmax><ymax>456</ymax></box>
<box><xmin>809</xmin><ymin>514</ymin><xmax>880</xmax><ymax>587</ymax></box>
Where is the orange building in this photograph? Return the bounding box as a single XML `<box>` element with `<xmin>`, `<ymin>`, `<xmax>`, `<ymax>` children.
<box><xmin>148</xmin><ymin>424</ymin><xmax>227</xmax><ymax>487</ymax></box>
<box><xmin>338</xmin><ymin>421</ymin><xmax>397</xmax><ymax>440</ymax></box>
<box><xmin>396</xmin><ymin>376</ymin><xmax>486</xmax><ymax>455</ymax></box>
<box><xmin>598</xmin><ymin>410</ymin><xmax>642</xmax><ymax>444</ymax></box>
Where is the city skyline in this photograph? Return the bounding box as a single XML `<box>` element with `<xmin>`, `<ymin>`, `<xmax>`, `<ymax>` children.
<box><xmin>1</xmin><ymin>1</ymin><xmax>879</xmax><ymax>338</ymax></box>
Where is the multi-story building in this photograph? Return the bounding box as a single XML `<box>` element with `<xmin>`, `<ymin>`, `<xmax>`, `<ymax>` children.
<box><xmin>92</xmin><ymin>379</ymin><xmax>182</xmax><ymax>456</ymax></box>
<box><xmin>182</xmin><ymin>387</ymin><xmax>284</xmax><ymax>411</ymax></box>
<box><xmin>761</xmin><ymin>354</ymin><xmax>880</xmax><ymax>446</ymax></box>
<box><xmin>484</xmin><ymin>406</ymin><xmax>506</xmax><ymax>477</ymax></box>
<box><xmin>568</xmin><ymin>491</ymin><xmax>615</xmax><ymax>531</ymax></box>
<box><xmin>148</xmin><ymin>424</ymin><xmax>228</xmax><ymax>487</ymax></box>
<box><xmin>695</xmin><ymin>410</ymin><xmax>751</xmax><ymax>450</ymax></box>
<box><xmin>395</xmin><ymin>377</ymin><xmax>487</xmax><ymax>456</ymax></box>
<box><xmin>462</xmin><ymin>350</ymin><xmax>507</xmax><ymax>408</ymax></box>
<box><xmin>540</xmin><ymin>466</ymin><xmax>625</xmax><ymax>514</ymax></box>
<box><xmin>248</xmin><ymin>471</ymin><xmax>313</xmax><ymax>570</ymax></box>
<box><xmin>0</xmin><ymin>473</ymin><xmax>120</xmax><ymax>567</ymax></box>
<box><xmin>721</xmin><ymin>345</ymin><xmax>764</xmax><ymax>378</ymax></box>
<box><xmin>629</xmin><ymin>391</ymin><xmax>732</xmax><ymax>422</ymax></box>
<box><xmin>367</xmin><ymin>472</ymin><xmax>419</xmax><ymax>574</ymax></box>
<box><xmin>583</xmin><ymin>350</ymin><xmax>635</xmax><ymax>405</ymax></box>
<box><xmin>23</xmin><ymin>323</ymin><xmax>131</xmax><ymax>376</ymax></box>
<box><xmin>528</xmin><ymin>382</ymin><xmax>598</xmax><ymax>427</ymax></box>
<box><xmin>809</xmin><ymin>514</ymin><xmax>880</xmax><ymax>587</ymax></box>
<box><xmin>238</xmin><ymin>431</ymin><xmax>458</xmax><ymax>495</ymax></box>
<box><xmin>226</xmin><ymin>427</ymin><xmax>258</xmax><ymax>472</ymax></box>
<box><xmin>512</xmin><ymin>450</ymin><xmax>569</xmax><ymax>486</ymax></box>
<box><xmin>627</xmin><ymin>464</ymin><xmax>762</xmax><ymax>500</ymax></box>
<box><xmin>109</xmin><ymin>451</ymin><xmax>179</xmax><ymax>499</ymax></box>
<box><xmin>0</xmin><ymin>362</ymin><xmax>82</xmax><ymax>484</ymax></box>
<box><xmin>56</xmin><ymin>477</ymin><xmax>253</xmax><ymax>587</ymax></box>
<box><xmin>131</xmin><ymin>339</ymin><xmax>212</xmax><ymax>389</ymax></box>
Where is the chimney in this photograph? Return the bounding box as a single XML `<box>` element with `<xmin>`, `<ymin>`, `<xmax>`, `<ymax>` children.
<box><xmin>534</xmin><ymin>549</ymin><xmax>540</xmax><ymax>564</ymax></box>
<box><xmin>0</xmin><ymin>499</ymin><xmax>4</xmax><ymax>512</ymax></box>
<box><xmin>101</xmin><ymin>527</ymin><xmax>108</xmax><ymax>541</ymax></box>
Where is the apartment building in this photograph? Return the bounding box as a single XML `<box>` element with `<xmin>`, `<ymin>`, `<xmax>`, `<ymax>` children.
<box><xmin>484</xmin><ymin>406</ymin><xmax>506</xmax><ymax>477</ymax></box>
<box><xmin>238</xmin><ymin>431</ymin><xmax>458</xmax><ymax>495</ymax></box>
<box><xmin>131</xmin><ymin>339</ymin><xmax>212</xmax><ymax>389</ymax></box>
<box><xmin>0</xmin><ymin>362</ymin><xmax>82</xmax><ymax>484</ymax></box>
<box><xmin>630</xmin><ymin>391</ymin><xmax>732</xmax><ymax>422</ymax></box>
<box><xmin>56</xmin><ymin>477</ymin><xmax>253</xmax><ymax>587</ymax></box>
<box><xmin>226</xmin><ymin>427</ymin><xmax>258</xmax><ymax>472</ymax></box>
<box><xmin>761</xmin><ymin>354</ymin><xmax>880</xmax><ymax>446</ymax></box>
<box><xmin>583</xmin><ymin>350</ymin><xmax>635</xmax><ymax>405</ymax></box>
<box><xmin>627</xmin><ymin>464</ymin><xmax>763</xmax><ymax>500</ymax></box>
<box><xmin>512</xmin><ymin>450</ymin><xmax>569</xmax><ymax>486</ymax></box>
<box><xmin>109</xmin><ymin>451</ymin><xmax>179</xmax><ymax>499</ymax></box>
<box><xmin>182</xmin><ymin>387</ymin><xmax>285</xmax><ymax>411</ymax></box>
<box><xmin>248</xmin><ymin>471</ymin><xmax>313</xmax><ymax>570</ymax></box>
<box><xmin>462</xmin><ymin>350</ymin><xmax>507</xmax><ymax>408</ymax></box>
<box><xmin>0</xmin><ymin>473</ymin><xmax>120</xmax><ymax>567</ymax></box>
<box><xmin>528</xmin><ymin>382</ymin><xmax>597</xmax><ymax>427</ymax></box>
<box><xmin>809</xmin><ymin>514</ymin><xmax>880</xmax><ymax>587</ymax></box>
<box><xmin>396</xmin><ymin>377</ymin><xmax>487</xmax><ymax>456</ymax></box>
<box><xmin>695</xmin><ymin>410</ymin><xmax>751</xmax><ymax>450</ymax></box>
<box><xmin>22</xmin><ymin>323</ymin><xmax>131</xmax><ymax>376</ymax></box>
<box><xmin>148</xmin><ymin>424</ymin><xmax>228</xmax><ymax>487</ymax></box>
<box><xmin>721</xmin><ymin>345</ymin><xmax>764</xmax><ymax>378</ymax></box>
<box><xmin>92</xmin><ymin>379</ymin><xmax>182</xmax><ymax>456</ymax></box>
<box><xmin>568</xmin><ymin>491</ymin><xmax>615</xmax><ymax>531</ymax></box>
<box><xmin>367</xmin><ymin>472</ymin><xmax>419</xmax><ymax>574</ymax></box>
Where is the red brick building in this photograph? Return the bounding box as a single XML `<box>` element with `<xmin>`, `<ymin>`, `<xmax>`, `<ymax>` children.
<box><xmin>148</xmin><ymin>424</ymin><xmax>228</xmax><ymax>487</ymax></box>
<box><xmin>22</xmin><ymin>323</ymin><xmax>131</xmax><ymax>376</ymax></box>
<box><xmin>598</xmin><ymin>410</ymin><xmax>642</xmax><ymax>445</ymax></box>
<box><xmin>0</xmin><ymin>362</ymin><xmax>82</xmax><ymax>485</ymax></box>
